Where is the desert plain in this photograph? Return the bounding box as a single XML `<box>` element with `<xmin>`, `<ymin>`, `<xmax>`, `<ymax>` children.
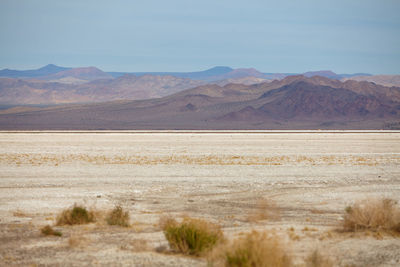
<box><xmin>0</xmin><ymin>131</ymin><xmax>399</xmax><ymax>266</ymax></box>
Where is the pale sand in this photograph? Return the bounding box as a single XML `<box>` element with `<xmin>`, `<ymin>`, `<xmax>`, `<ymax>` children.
<box><xmin>0</xmin><ymin>131</ymin><xmax>399</xmax><ymax>266</ymax></box>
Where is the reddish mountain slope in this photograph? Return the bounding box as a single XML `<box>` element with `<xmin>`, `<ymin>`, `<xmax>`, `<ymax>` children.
<box><xmin>258</xmin><ymin>81</ymin><xmax>396</xmax><ymax>119</ymax></box>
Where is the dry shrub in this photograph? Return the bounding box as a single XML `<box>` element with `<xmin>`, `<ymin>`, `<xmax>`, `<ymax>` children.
<box><xmin>13</xmin><ymin>210</ymin><xmax>29</xmax><ymax>217</ymax></box>
<box><xmin>159</xmin><ymin>215</ymin><xmax>177</xmax><ymax>230</ymax></box>
<box><xmin>41</xmin><ymin>225</ymin><xmax>62</xmax><ymax>237</ymax></box>
<box><xmin>106</xmin><ymin>205</ymin><xmax>130</xmax><ymax>227</ymax></box>
<box><xmin>305</xmin><ymin>250</ymin><xmax>333</xmax><ymax>267</ymax></box>
<box><xmin>210</xmin><ymin>230</ymin><xmax>291</xmax><ymax>267</ymax></box>
<box><xmin>342</xmin><ymin>198</ymin><xmax>400</xmax><ymax>233</ymax></box>
<box><xmin>161</xmin><ymin>216</ymin><xmax>224</xmax><ymax>256</ymax></box>
<box><xmin>318</xmin><ymin>231</ymin><xmax>333</xmax><ymax>241</ymax></box>
<box><xmin>56</xmin><ymin>204</ymin><xmax>95</xmax><ymax>226</ymax></box>
<box><xmin>247</xmin><ymin>199</ymin><xmax>280</xmax><ymax>223</ymax></box>
<box><xmin>287</xmin><ymin>231</ymin><xmax>301</xmax><ymax>241</ymax></box>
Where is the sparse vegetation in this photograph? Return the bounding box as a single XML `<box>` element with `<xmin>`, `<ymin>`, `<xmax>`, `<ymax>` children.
<box><xmin>2</xmin><ymin>153</ymin><xmax>389</xmax><ymax>167</ymax></box>
<box><xmin>287</xmin><ymin>228</ymin><xmax>301</xmax><ymax>241</ymax></box>
<box><xmin>56</xmin><ymin>204</ymin><xmax>95</xmax><ymax>226</ymax></box>
<box><xmin>160</xmin><ymin>216</ymin><xmax>224</xmax><ymax>256</ymax></box>
<box><xmin>305</xmin><ymin>250</ymin><xmax>333</xmax><ymax>267</ymax></box>
<box><xmin>13</xmin><ymin>210</ymin><xmax>29</xmax><ymax>217</ymax></box>
<box><xmin>40</xmin><ymin>225</ymin><xmax>62</xmax><ymax>236</ymax></box>
<box><xmin>210</xmin><ymin>230</ymin><xmax>291</xmax><ymax>267</ymax></box>
<box><xmin>106</xmin><ymin>205</ymin><xmax>130</xmax><ymax>227</ymax></box>
<box><xmin>342</xmin><ymin>198</ymin><xmax>400</xmax><ymax>233</ymax></box>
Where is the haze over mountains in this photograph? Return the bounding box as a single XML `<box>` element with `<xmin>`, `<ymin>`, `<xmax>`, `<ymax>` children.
<box><xmin>0</xmin><ymin>67</ymin><xmax>399</xmax><ymax>130</ymax></box>
<box><xmin>0</xmin><ymin>64</ymin><xmax>69</xmax><ymax>78</ymax></box>
<box><xmin>1</xmin><ymin>64</ymin><xmax>393</xmax><ymax>106</ymax></box>
<box><xmin>0</xmin><ymin>74</ymin><xmax>205</xmax><ymax>104</ymax></box>
<box><xmin>0</xmin><ymin>64</ymin><xmax>373</xmax><ymax>81</ymax></box>
<box><xmin>342</xmin><ymin>75</ymin><xmax>400</xmax><ymax>87</ymax></box>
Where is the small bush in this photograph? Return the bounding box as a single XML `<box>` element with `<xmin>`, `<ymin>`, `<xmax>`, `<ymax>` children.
<box><xmin>219</xmin><ymin>230</ymin><xmax>291</xmax><ymax>267</ymax></box>
<box><xmin>106</xmin><ymin>205</ymin><xmax>130</xmax><ymax>227</ymax></box>
<box><xmin>41</xmin><ymin>225</ymin><xmax>62</xmax><ymax>236</ymax></box>
<box><xmin>161</xmin><ymin>217</ymin><xmax>223</xmax><ymax>256</ymax></box>
<box><xmin>342</xmin><ymin>198</ymin><xmax>400</xmax><ymax>233</ymax></box>
<box><xmin>56</xmin><ymin>204</ymin><xmax>95</xmax><ymax>226</ymax></box>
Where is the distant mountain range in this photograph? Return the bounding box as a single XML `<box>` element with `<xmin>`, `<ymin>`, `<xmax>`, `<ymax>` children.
<box><xmin>0</xmin><ymin>64</ymin><xmax>372</xmax><ymax>81</ymax></box>
<box><xmin>0</xmin><ymin>64</ymin><xmax>399</xmax><ymax>130</ymax></box>
<box><xmin>43</xmin><ymin>66</ymin><xmax>114</xmax><ymax>82</ymax></box>
<box><xmin>0</xmin><ymin>64</ymin><xmax>69</xmax><ymax>78</ymax></box>
<box><xmin>1</xmin><ymin>64</ymin><xmax>391</xmax><ymax>105</ymax></box>
<box><xmin>0</xmin><ymin>75</ymin><xmax>399</xmax><ymax>130</ymax></box>
<box><xmin>108</xmin><ymin>66</ymin><xmax>237</xmax><ymax>80</ymax></box>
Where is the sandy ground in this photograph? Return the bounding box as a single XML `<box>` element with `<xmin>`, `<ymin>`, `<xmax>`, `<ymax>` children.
<box><xmin>0</xmin><ymin>131</ymin><xmax>399</xmax><ymax>266</ymax></box>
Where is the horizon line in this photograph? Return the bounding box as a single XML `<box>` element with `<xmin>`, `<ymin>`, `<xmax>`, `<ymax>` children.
<box><xmin>0</xmin><ymin>63</ymin><xmax>381</xmax><ymax>76</ymax></box>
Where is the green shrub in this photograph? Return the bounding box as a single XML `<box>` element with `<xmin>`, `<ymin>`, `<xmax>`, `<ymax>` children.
<box><xmin>41</xmin><ymin>225</ymin><xmax>62</xmax><ymax>236</ymax></box>
<box><xmin>161</xmin><ymin>217</ymin><xmax>223</xmax><ymax>256</ymax></box>
<box><xmin>56</xmin><ymin>204</ymin><xmax>95</xmax><ymax>225</ymax></box>
<box><xmin>106</xmin><ymin>205</ymin><xmax>130</xmax><ymax>227</ymax></box>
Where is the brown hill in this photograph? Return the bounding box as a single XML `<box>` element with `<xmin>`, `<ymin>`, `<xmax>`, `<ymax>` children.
<box><xmin>303</xmin><ymin>70</ymin><xmax>341</xmax><ymax>80</ymax></box>
<box><xmin>239</xmin><ymin>81</ymin><xmax>396</xmax><ymax>120</ymax></box>
<box><xmin>264</xmin><ymin>75</ymin><xmax>400</xmax><ymax>102</ymax></box>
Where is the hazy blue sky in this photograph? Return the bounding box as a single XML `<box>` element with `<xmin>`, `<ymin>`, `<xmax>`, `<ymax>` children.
<box><xmin>1</xmin><ymin>0</ymin><xmax>399</xmax><ymax>74</ymax></box>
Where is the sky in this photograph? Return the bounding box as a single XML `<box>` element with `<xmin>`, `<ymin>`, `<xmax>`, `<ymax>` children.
<box><xmin>0</xmin><ymin>0</ymin><xmax>399</xmax><ymax>74</ymax></box>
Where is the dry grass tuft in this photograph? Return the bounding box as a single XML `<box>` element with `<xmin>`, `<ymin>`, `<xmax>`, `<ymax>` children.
<box><xmin>209</xmin><ymin>230</ymin><xmax>291</xmax><ymax>267</ymax></box>
<box><xmin>160</xmin><ymin>216</ymin><xmax>224</xmax><ymax>256</ymax></box>
<box><xmin>342</xmin><ymin>198</ymin><xmax>400</xmax><ymax>233</ymax></box>
<box><xmin>56</xmin><ymin>204</ymin><xmax>95</xmax><ymax>226</ymax></box>
<box><xmin>106</xmin><ymin>205</ymin><xmax>130</xmax><ymax>227</ymax></box>
<box><xmin>247</xmin><ymin>199</ymin><xmax>280</xmax><ymax>223</ymax></box>
<box><xmin>159</xmin><ymin>215</ymin><xmax>177</xmax><ymax>230</ymax></box>
<box><xmin>40</xmin><ymin>225</ymin><xmax>62</xmax><ymax>237</ymax></box>
<box><xmin>13</xmin><ymin>210</ymin><xmax>29</xmax><ymax>218</ymax></box>
<box><xmin>305</xmin><ymin>250</ymin><xmax>333</xmax><ymax>267</ymax></box>
<box><xmin>287</xmin><ymin>228</ymin><xmax>301</xmax><ymax>241</ymax></box>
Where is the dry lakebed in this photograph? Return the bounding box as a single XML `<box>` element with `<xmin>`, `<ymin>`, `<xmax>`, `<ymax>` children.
<box><xmin>0</xmin><ymin>131</ymin><xmax>399</xmax><ymax>266</ymax></box>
